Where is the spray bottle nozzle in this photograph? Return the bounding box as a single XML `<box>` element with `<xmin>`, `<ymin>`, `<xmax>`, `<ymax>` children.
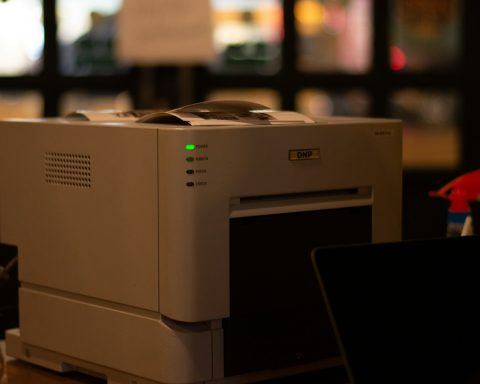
<box><xmin>429</xmin><ymin>170</ymin><xmax>480</xmax><ymax>213</ymax></box>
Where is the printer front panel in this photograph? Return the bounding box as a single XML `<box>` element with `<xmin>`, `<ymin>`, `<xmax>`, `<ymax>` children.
<box><xmin>157</xmin><ymin>121</ymin><xmax>402</xmax><ymax>323</ymax></box>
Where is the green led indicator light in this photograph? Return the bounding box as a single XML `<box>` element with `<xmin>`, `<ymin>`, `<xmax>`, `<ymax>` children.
<box><xmin>186</xmin><ymin>157</ymin><xmax>194</xmax><ymax>162</ymax></box>
<box><xmin>185</xmin><ymin>144</ymin><xmax>196</xmax><ymax>151</ymax></box>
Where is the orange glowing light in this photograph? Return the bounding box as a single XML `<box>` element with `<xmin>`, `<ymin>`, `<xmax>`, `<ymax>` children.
<box><xmin>294</xmin><ymin>0</ymin><xmax>325</xmax><ymax>36</ymax></box>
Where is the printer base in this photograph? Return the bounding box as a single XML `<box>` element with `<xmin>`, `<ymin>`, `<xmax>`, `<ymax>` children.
<box><xmin>6</xmin><ymin>328</ymin><xmax>343</xmax><ymax>384</ymax></box>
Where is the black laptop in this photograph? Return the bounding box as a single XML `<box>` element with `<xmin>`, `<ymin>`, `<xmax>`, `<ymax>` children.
<box><xmin>311</xmin><ymin>236</ymin><xmax>480</xmax><ymax>384</ymax></box>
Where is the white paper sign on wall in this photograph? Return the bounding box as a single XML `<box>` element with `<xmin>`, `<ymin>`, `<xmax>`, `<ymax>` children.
<box><xmin>116</xmin><ymin>0</ymin><xmax>215</xmax><ymax>65</ymax></box>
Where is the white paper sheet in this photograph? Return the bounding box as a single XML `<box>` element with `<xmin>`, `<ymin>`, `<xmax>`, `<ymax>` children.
<box><xmin>65</xmin><ymin>101</ymin><xmax>315</xmax><ymax>125</ymax></box>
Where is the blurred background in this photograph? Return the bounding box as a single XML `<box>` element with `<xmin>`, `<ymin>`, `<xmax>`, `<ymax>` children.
<box><xmin>1</xmin><ymin>0</ymin><xmax>480</xmax><ymax>239</ymax></box>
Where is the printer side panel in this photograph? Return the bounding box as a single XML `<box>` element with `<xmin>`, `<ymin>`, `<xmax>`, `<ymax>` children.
<box><xmin>0</xmin><ymin>122</ymin><xmax>160</xmax><ymax>311</ymax></box>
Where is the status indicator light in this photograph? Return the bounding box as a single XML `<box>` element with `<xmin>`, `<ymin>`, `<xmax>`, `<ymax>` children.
<box><xmin>185</xmin><ymin>144</ymin><xmax>196</xmax><ymax>151</ymax></box>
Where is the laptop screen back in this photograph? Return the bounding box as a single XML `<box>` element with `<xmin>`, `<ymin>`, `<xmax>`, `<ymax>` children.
<box><xmin>312</xmin><ymin>236</ymin><xmax>480</xmax><ymax>384</ymax></box>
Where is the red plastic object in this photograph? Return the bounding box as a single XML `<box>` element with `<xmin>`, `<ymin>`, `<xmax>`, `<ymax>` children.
<box><xmin>429</xmin><ymin>170</ymin><xmax>480</xmax><ymax>213</ymax></box>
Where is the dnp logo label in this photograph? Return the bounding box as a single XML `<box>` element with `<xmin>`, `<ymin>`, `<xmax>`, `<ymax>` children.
<box><xmin>288</xmin><ymin>148</ymin><xmax>321</xmax><ymax>161</ymax></box>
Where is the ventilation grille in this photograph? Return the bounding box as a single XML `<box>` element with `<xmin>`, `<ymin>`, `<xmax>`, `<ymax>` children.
<box><xmin>45</xmin><ymin>152</ymin><xmax>91</xmax><ymax>188</ymax></box>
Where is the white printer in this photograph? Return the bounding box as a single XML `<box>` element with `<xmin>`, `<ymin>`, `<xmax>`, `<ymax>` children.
<box><xmin>0</xmin><ymin>101</ymin><xmax>402</xmax><ymax>383</ymax></box>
